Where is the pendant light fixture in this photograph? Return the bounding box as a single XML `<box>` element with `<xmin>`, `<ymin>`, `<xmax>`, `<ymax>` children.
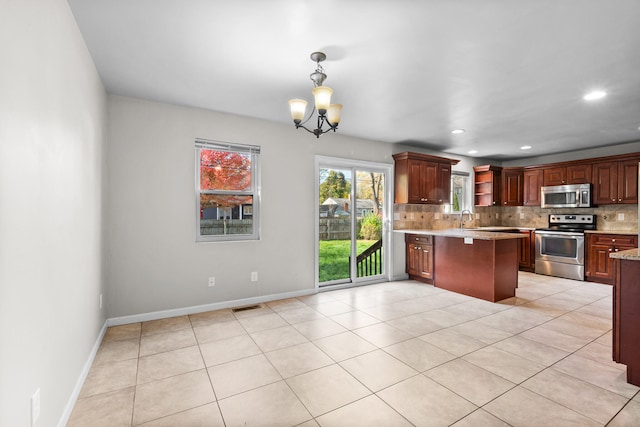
<box><xmin>288</xmin><ymin>52</ymin><xmax>342</xmax><ymax>138</ymax></box>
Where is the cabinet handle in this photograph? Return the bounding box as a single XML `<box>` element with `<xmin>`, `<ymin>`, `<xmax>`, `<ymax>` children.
<box><xmin>618</xmin><ymin>198</ymin><xmax>622</xmax><ymax>202</ymax></box>
<box><xmin>609</xmin><ymin>248</ymin><xmax>613</xmax><ymax>252</ymax></box>
<box><xmin>615</xmin><ymin>248</ymin><xmax>619</xmax><ymax>252</ymax></box>
<box><xmin>612</xmin><ymin>198</ymin><xmax>615</xmax><ymax>202</ymax></box>
<box><xmin>612</xmin><ymin>239</ymin><xmax>616</xmax><ymax>242</ymax></box>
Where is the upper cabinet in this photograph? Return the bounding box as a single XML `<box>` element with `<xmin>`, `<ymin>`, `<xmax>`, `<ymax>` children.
<box><xmin>543</xmin><ymin>164</ymin><xmax>592</xmax><ymax>186</ymax></box>
<box><xmin>502</xmin><ymin>167</ymin><xmax>524</xmax><ymax>206</ymax></box>
<box><xmin>523</xmin><ymin>168</ymin><xmax>543</xmax><ymax>206</ymax></box>
<box><xmin>473</xmin><ymin>165</ymin><xmax>502</xmax><ymax>206</ymax></box>
<box><xmin>393</xmin><ymin>152</ymin><xmax>460</xmax><ymax>204</ymax></box>
<box><xmin>592</xmin><ymin>159</ymin><xmax>639</xmax><ymax>205</ymax></box>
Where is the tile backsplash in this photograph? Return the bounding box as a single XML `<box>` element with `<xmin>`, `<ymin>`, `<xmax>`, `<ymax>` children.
<box><xmin>393</xmin><ymin>203</ymin><xmax>638</xmax><ymax>232</ymax></box>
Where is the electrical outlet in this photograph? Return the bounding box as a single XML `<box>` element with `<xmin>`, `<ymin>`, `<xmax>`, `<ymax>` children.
<box><xmin>208</xmin><ymin>277</ymin><xmax>215</xmax><ymax>287</ymax></box>
<box><xmin>475</xmin><ymin>213</ymin><xmax>480</xmax><ymax>219</ymax></box>
<box><xmin>519</xmin><ymin>213</ymin><xmax>525</xmax><ymax>219</ymax></box>
<box><xmin>618</xmin><ymin>213</ymin><xmax>625</xmax><ymax>221</ymax></box>
<box><xmin>31</xmin><ymin>388</ymin><xmax>40</xmax><ymax>426</ymax></box>
<box><xmin>434</xmin><ymin>213</ymin><xmax>441</xmax><ymax>219</ymax></box>
<box><xmin>99</xmin><ymin>294</ymin><xmax>103</xmax><ymax>310</ymax></box>
<box><xmin>251</xmin><ymin>272</ymin><xmax>258</xmax><ymax>282</ymax></box>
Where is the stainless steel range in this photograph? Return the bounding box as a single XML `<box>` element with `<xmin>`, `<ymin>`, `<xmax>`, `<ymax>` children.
<box><xmin>535</xmin><ymin>214</ymin><xmax>596</xmax><ymax>281</ymax></box>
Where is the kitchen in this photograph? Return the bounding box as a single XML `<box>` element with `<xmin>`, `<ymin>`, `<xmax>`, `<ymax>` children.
<box><xmin>393</xmin><ymin>150</ymin><xmax>640</xmax><ymax>388</ymax></box>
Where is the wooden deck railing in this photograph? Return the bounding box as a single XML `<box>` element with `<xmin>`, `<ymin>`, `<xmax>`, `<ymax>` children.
<box><xmin>355</xmin><ymin>239</ymin><xmax>383</xmax><ymax>277</ymax></box>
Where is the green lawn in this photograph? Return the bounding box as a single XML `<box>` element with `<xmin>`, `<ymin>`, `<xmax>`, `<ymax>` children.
<box><xmin>319</xmin><ymin>239</ymin><xmax>377</xmax><ymax>283</ymax></box>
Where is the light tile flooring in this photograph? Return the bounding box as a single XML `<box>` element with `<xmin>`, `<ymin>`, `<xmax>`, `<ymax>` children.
<box><xmin>67</xmin><ymin>272</ymin><xmax>640</xmax><ymax>426</ymax></box>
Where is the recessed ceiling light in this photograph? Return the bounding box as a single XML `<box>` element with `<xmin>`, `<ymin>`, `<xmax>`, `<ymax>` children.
<box><xmin>451</xmin><ymin>129</ymin><xmax>465</xmax><ymax>134</ymax></box>
<box><xmin>468</xmin><ymin>150</ymin><xmax>478</xmax><ymax>154</ymax></box>
<box><xmin>520</xmin><ymin>145</ymin><xmax>532</xmax><ymax>150</ymax></box>
<box><xmin>583</xmin><ymin>90</ymin><xmax>607</xmax><ymax>101</ymax></box>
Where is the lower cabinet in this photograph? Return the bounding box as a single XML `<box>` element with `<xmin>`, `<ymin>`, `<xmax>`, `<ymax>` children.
<box><xmin>518</xmin><ymin>230</ymin><xmax>535</xmax><ymax>272</ymax></box>
<box><xmin>405</xmin><ymin>234</ymin><xmax>434</xmax><ymax>283</ymax></box>
<box><xmin>586</xmin><ymin>233</ymin><xmax>638</xmax><ymax>285</ymax></box>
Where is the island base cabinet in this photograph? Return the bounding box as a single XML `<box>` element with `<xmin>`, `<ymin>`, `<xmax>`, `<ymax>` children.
<box><xmin>613</xmin><ymin>258</ymin><xmax>640</xmax><ymax>386</ymax></box>
<box><xmin>434</xmin><ymin>236</ymin><xmax>518</xmax><ymax>302</ymax></box>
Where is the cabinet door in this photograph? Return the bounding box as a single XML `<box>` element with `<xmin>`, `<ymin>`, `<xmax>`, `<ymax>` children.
<box><xmin>437</xmin><ymin>163</ymin><xmax>451</xmax><ymax>204</ymax></box>
<box><xmin>419</xmin><ymin>245</ymin><xmax>434</xmax><ymax>279</ymax></box>
<box><xmin>421</xmin><ymin>161</ymin><xmax>440</xmax><ymax>204</ymax></box>
<box><xmin>407</xmin><ymin>159</ymin><xmax>424</xmax><ymax>204</ymax></box>
<box><xmin>518</xmin><ymin>231</ymin><xmax>532</xmax><ymax>269</ymax></box>
<box><xmin>502</xmin><ymin>169</ymin><xmax>523</xmax><ymax>206</ymax></box>
<box><xmin>523</xmin><ymin>169</ymin><xmax>542</xmax><ymax>206</ymax></box>
<box><xmin>587</xmin><ymin>242</ymin><xmax>614</xmax><ymax>282</ymax></box>
<box><xmin>592</xmin><ymin>161</ymin><xmax>618</xmax><ymax>204</ymax></box>
<box><xmin>543</xmin><ymin>167</ymin><xmax>566</xmax><ymax>186</ymax></box>
<box><xmin>566</xmin><ymin>164</ymin><xmax>592</xmax><ymax>184</ymax></box>
<box><xmin>617</xmin><ymin>160</ymin><xmax>639</xmax><ymax>204</ymax></box>
<box><xmin>407</xmin><ymin>243</ymin><xmax>421</xmax><ymax>276</ymax></box>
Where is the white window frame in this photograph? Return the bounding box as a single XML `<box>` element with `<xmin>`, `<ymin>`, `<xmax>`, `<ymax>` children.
<box><xmin>449</xmin><ymin>171</ymin><xmax>472</xmax><ymax>214</ymax></box>
<box><xmin>195</xmin><ymin>139</ymin><xmax>261</xmax><ymax>242</ymax></box>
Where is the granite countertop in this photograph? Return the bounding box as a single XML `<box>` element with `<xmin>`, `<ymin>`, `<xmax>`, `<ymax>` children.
<box><xmin>469</xmin><ymin>226</ymin><xmax>536</xmax><ymax>231</ymax></box>
<box><xmin>395</xmin><ymin>228</ymin><xmax>525</xmax><ymax>240</ymax></box>
<box><xmin>610</xmin><ymin>248</ymin><xmax>640</xmax><ymax>261</ymax></box>
<box><xmin>585</xmin><ymin>230</ymin><xmax>638</xmax><ymax>236</ymax></box>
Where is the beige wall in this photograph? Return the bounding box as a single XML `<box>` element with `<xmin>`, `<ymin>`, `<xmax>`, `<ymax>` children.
<box><xmin>0</xmin><ymin>1</ymin><xmax>108</xmax><ymax>426</ymax></box>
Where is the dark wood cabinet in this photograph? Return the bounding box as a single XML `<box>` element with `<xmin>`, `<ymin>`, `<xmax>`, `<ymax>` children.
<box><xmin>592</xmin><ymin>159</ymin><xmax>639</xmax><ymax>205</ymax></box>
<box><xmin>473</xmin><ymin>165</ymin><xmax>502</xmax><ymax>206</ymax></box>
<box><xmin>502</xmin><ymin>168</ymin><xmax>523</xmax><ymax>206</ymax></box>
<box><xmin>543</xmin><ymin>164</ymin><xmax>591</xmax><ymax>186</ymax></box>
<box><xmin>405</xmin><ymin>234</ymin><xmax>434</xmax><ymax>283</ymax></box>
<box><xmin>523</xmin><ymin>168</ymin><xmax>543</xmax><ymax>206</ymax></box>
<box><xmin>518</xmin><ymin>230</ymin><xmax>535</xmax><ymax>272</ymax></box>
<box><xmin>586</xmin><ymin>233</ymin><xmax>638</xmax><ymax>285</ymax></box>
<box><xmin>393</xmin><ymin>152</ymin><xmax>459</xmax><ymax>205</ymax></box>
<box><xmin>613</xmin><ymin>257</ymin><xmax>640</xmax><ymax>386</ymax></box>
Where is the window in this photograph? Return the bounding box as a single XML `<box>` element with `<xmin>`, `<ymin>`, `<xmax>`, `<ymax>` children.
<box><xmin>195</xmin><ymin>139</ymin><xmax>260</xmax><ymax>241</ymax></box>
<box><xmin>450</xmin><ymin>171</ymin><xmax>471</xmax><ymax>213</ymax></box>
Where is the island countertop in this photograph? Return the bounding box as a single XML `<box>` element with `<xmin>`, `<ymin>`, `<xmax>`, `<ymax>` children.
<box><xmin>610</xmin><ymin>248</ymin><xmax>640</xmax><ymax>261</ymax></box>
<box><xmin>394</xmin><ymin>228</ymin><xmax>525</xmax><ymax>240</ymax></box>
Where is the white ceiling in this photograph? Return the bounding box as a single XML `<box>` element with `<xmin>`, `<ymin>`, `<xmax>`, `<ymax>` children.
<box><xmin>67</xmin><ymin>0</ymin><xmax>640</xmax><ymax>160</ymax></box>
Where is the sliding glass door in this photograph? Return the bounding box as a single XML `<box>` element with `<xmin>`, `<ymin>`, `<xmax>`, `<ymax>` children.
<box><xmin>316</xmin><ymin>156</ymin><xmax>391</xmax><ymax>288</ymax></box>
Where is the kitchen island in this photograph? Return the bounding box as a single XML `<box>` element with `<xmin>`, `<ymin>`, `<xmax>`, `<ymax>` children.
<box><xmin>398</xmin><ymin>229</ymin><xmax>524</xmax><ymax>302</ymax></box>
<box><xmin>610</xmin><ymin>248</ymin><xmax>640</xmax><ymax>387</ymax></box>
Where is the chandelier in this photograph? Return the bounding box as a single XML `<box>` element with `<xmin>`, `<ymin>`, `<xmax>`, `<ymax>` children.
<box><xmin>288</xmin><ymin>52</ymin><xmax>342</xmax><ymax>138</ymax></box>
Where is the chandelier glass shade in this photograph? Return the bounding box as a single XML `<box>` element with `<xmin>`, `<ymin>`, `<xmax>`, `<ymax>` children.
<box><xmin>289</xmin><ymin>52</ymin><xmax>342</xmax><ymax>138</ymax></box>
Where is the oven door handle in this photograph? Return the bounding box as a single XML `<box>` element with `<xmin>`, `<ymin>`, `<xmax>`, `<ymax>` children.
<box><xmin>536</xmin><ymin>231</ymin><xmax>584</xmax><ymax>238</ymax></box>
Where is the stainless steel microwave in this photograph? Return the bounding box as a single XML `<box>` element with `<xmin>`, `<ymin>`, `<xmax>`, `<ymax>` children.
<box><xmin>540</xmin><ymin>184</ymin><xmax>591</xmax><ymax>208</ymax></box>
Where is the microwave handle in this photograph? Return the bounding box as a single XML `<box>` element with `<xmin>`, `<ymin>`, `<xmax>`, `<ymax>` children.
<box><xmin>577</xmin><ymin>190</ymin><xmax>581</xmax><ymax>203</ymax></box>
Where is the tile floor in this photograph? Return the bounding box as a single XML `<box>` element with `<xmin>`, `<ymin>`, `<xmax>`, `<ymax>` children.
<box><xmin>67</xmin><ymin>272</ymin><xmax>640</xmax><ymax>426</ymax></box>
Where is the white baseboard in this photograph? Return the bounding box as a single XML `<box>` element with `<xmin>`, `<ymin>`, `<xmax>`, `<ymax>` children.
<box><xmin>107</xmin><ymin>288</ymin><xmax>317</xmax><ymax>326</ymax></box>
<box><xmin>57</xmin><ymin>320</ymin><xmax>108</xmax><ymax>427</ymax></box>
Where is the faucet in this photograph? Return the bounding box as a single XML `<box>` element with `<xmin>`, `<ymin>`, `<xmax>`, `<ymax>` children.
<box><xmin>459</xmin><ymin>210</ymin><xmax>473</xmax><ymax>228</ymax></box>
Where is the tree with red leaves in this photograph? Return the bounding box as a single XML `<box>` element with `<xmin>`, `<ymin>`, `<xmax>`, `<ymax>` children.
<box><xmin>200</xmin><ymin>149</ymin><xmax>253</xmax><ymax>209</ymax></box>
